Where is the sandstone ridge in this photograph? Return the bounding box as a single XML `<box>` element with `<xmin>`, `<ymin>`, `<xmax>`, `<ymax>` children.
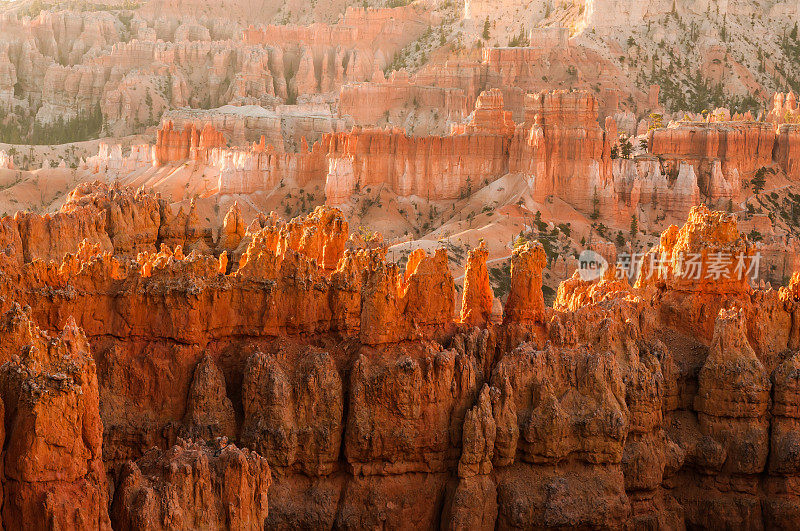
<box><xmin>0</xmin><ymin>194</ymin><xmax>797</xmax><ymax>528</ymax></box>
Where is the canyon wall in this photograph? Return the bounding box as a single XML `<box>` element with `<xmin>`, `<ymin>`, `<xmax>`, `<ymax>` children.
<box><xmin>85</xmin><ymin>123</ymin><xmax>328</xmax><ymax>194</ymax></box>
<box><xmin>2</xmin><ymin>0</ymin><xmax>797</xmax><ymax>149</ymax></box>
<box><xmin>329</xmin><ymin>88</ymin><xmax>798</xmax><ymax>216</ymax></box>
<box><xmin>213</xmin><ymin>138</ymin><xmax>327</xmax><ymax>194</ymax></box>
<box><xmin>0</xmin><ymin>3</ymin><xmax>428</xmax><ymax>135</ymax></box>
<box><xmin>411</xmin><ymin>40</ymin><xmax>645</xmax><ymax>122</ymax></box>
<box><xmin>242</xmin><ymin>5</ymin><xmax>427</xmax><ymax>51</ymax></box>
<box><xmin>162</xmin><ymin>106</ymin><xmax>284</xmax><ymax>148</ymax></box>
<box><xmin>155</xmin><ymin>120</ymin><xmax>227</xmax><ymax>165</ymax></box>
<box><xmin>96</xmin><ymin>88</ymin><xmax>800</xmax><ymax>222</ymax></box>
<box><xmin>161</xmin><ymin>104</ymin><xmax>354</xmax><ymax>152</ymax></box>
<box><xmin>647</xmin><ymin>121</ymin><xmax>776</xmax><ymax>198</ymax></box>
<box><xmin>241</xmin><ymin>5</ymin><xmax>429</xmax><ymax>99</ymax></box>
<box><xmin>0</xmin><ymin>189</ymin><xmax>799</xmax><ymax>528</ymax></box>
<box><xmin>510</xmin><ymin>90</ymin><xmax>608</xmax><ymax>210</ymax></box>
<box><xmin>770</xmin><ymin>92</ymin><xmax>800</xmax><ymax>182</ymax></box>
<box><xmin>324</xmin><ymin>87</ymin><xmax>513</xmax><ymax>203</ymax></box>
<box><xmin>339</xmin><ymin>70</ymin><xmax>468</xmax><ymax>128</ymax></box>
<box><xmin>323</xmin><ymin>125</ymin><xmax>509</xmax><ymax>202</ymax></box>
<box><xmin>776</xmin><ymin>123</ymin><xmax>800</xmax><ymax>182</ymax></box>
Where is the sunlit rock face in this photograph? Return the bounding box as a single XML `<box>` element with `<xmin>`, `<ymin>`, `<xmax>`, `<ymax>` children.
<box><xmin>0</xmin><ymin>194</ymin><xmax>795</xmax><ymax>528</ymax></box>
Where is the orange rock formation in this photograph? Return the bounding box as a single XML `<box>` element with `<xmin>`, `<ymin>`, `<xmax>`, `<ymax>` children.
<box><xmin>323</xmin><ymin>121</ymin><xmax>511</xmax><ymax>203</ymax></box>
<box><xmin>89</xmin><ymin>88</ymin><xmax>800</xmax><ymax>221</ymax></box>
<box><xmin>0</xmin><ymin>308</ymin><xmax>110</xmax><ymax>529</ymax></box>
<box><xmin>636</xmin><ymin>204</ymin><xmax>755</xmax><ymax>340</ymax></box>
<box><xmin>112</xmin><ymin>438</ymin><xmax>271</xmax><ymax>529</ymax></box>
<box><xmin>0</xmin><ymin>183</ymin><xmax>799</xmax><ymax>528</ymax></box>
<box><xmin>155</xmin><ymin>121</ymin><xmax>226</xmax><ymax>166</ymax></box>
<box><xmin>647</xmin><ymin>120</ymin><xmax>775</xmax><ymax>197</ymax></box>
<box><xmin>502</xmin><ymin>241</ymin><xmax>548</xmax><ymax>325</ymax></box>
<box><xmin>461</xmin><ymin>241</ymin><xmax>494</xmax><ymax>326</ymax></box>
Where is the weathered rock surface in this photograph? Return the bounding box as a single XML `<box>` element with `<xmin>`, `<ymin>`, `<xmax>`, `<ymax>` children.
<box><xmin>503</xmin><ymin>241</ymin><xmax>547</xmax><ymax>325</ymax></box>
<box><xmin>241</xmin><ymin>347</ymin><xmax>343</xmax><ymax>475</ymax></box>
<box><xmin>636</xmin><ymin>204</ymin><xmax>755</xmax><ymax>340</ymax></box>
<box><xmin>155</xmin><ymin>121</ymin><xmax>226</xmax><ymax>166</ymax></box>
<box><xmin>4</xmin><ymin>0</ymin><xmax>800</xmax><ymax>526</ymax></box>
<box><xmin>0</xmin><ymin>4</ymin><xmax>429</xmax><ymax>137</ymax></box>
<box><xmin>112</xmin><ymin>438</ymin><xmax>271</xmax><ymax>530</ymax></box>
<box><xmin>71</xmin><ymin>85</ymin><xmax>800</xmax><ymax>223</ymax></box>
<box><xmin>0</xmin><ymin>309</ymin><xmax>110</xmax><ymax>530</ymax></box>
<box><xmin>0</xmin><ymin>188</ymin><xmax>798</xmax><ymax>528</ymax></box>
<box><xmin>180</xmin><ymin>354</ymin><xmax>237</xmax><ymax>441</ymax></box>
<box><xmin>339</xmin><ymin>71</ymin><xmax>467</xmax><ymax>132</ymax></box>
<box><xmin>323</xmin><ymin>122</ymin><xmax>511</xmax><ymax>204</ymax></box>
<box><xmin>460</xmin><ymin>240</ymin><xmax>494</xmax><ymax>326</ymax></box>
<box><xmin>360</xmin><ymin>247</ymin><xmax>455</xmax><ymax>344</ymax></box>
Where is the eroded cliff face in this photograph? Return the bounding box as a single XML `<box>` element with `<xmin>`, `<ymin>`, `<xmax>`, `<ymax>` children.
<box><xmin>79</xmin><ymin>87</ymin><xmax>800</xmax><ymax>228</ymax></box>
<box><xmin>1</xmin><ymin>193</ymin><xmax>800</xmax><ymax>529</ymax></box>
<box><xmin>635</xmin><ymin>203</ymin><xmax>756</xmax><ymax>340</ymax></box>
<box><xmin>155</xmin><ymin>121</ymin><xmax>226</xmax><ymax>166</ymax></box>
<box><xmin>112</xmin><ymin>438</ymin><xmax>271</xmax><ymax>530</ymax></box>
<box><xmin>0</xmin><ymin>4</ymin><xmax>429</xmax><ymax>136</ymax></box>
<box><xmin>0</xmin><ymin>308</ymin><xmax>110</xmax><ymax>530</ymax></box>
<box><xmin>339</xmin><ymin>71</ymin><xmax>469</xmax><ymax>133</ymax></box>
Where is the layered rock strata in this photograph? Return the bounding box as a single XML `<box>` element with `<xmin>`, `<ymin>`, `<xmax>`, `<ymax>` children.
<box><xmin>1</xmin><ymin>188</ymin><xmax>799</xmax><ymax>528</ymax></box>
<box><xmin>112</xmin><ymin>438</ymin><xmax>271</xmax><ymax>530</ymax></box>
<box><xmin>89</xmin><ymin>88</ymin><xmax>800</xmax><ymax>220</ymax></box>
<box><xmin>155</xmin><ymin>120</ymin><xmax>227</xmax><ymax>166</ymax></box>
<box><xmin>0</xmin><ymin>308</ymin><xmax>111</xmax><ymax>530</ymax></box>
<box><xmin>0</xmin><ymin>4</ymin><xmax>429</xmax><ymax>134</ymax></box>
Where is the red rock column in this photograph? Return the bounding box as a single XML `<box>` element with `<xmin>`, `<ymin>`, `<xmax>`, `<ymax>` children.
<box><xmin>461</xmin><ymin>241</ymin><xmax>494</xmax><ymax>326</ymax></box>
<box><xmin>503</xmin><ymin>241</ymin><xmax>547</xmax><ymax>325</ymax></box>
<box><xmin>0</xmin><ymin>313</ymin><xmax>111</xmax><ymax>530</ymax></box>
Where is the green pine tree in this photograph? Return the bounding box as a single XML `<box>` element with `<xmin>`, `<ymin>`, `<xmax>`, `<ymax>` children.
<box><xmin>752</xmin><ymin>167</ymin><xmax>767</xmax><ymax>195</ymax></box>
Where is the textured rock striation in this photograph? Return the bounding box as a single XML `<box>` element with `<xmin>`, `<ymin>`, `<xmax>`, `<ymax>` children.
<box><xmin>242</xmin><ymin>5</ymin><xmax>429</xmax><ymax>98</ymax></box>
<box><xmin>0</xmin><ymin>308</ymin><xmax>111</xmax><ymax>530</ymax></box>
<box><xmin>1</xmin><ymin>186</ymin><xmax>800</xmax><ymax>528</ymax></box>
<box><xmin>0</xmin><ymin>4</ymin><xmax>429</xmax><ymax>136</ymax></box>
<box><xmin>339</xmin><ymin>71</ymin><xmax>468</xmax><ymax>129</ymax></box>
<box><xmin>112</xmin><ymin>438</ymin><xmax>271</xmax><ymax>530</ymax></box>
<box><xmin>84</xmin><ymin>88</ymin><xmax>800</xmax><ymax>221</ymax></box>
<box><xmin>323</xmin><ymin>121</ymin><xmax>512</xmax><ymax>204</ymax></box>
<box><xmin>155</xmin><ymin>120</ymin><xmax>227</xmax><ymax>166</ymax></box>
